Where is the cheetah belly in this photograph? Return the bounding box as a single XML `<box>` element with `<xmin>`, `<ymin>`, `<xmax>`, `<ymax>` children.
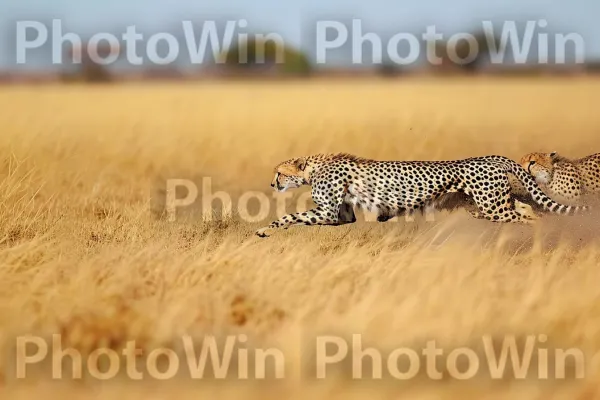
<box><xmin>347</xmin><ymin>179</ymin><xmax>405</xmax><ymax>214</ymax></box>
<box><xmin>346</xmin><ymin>182</ymin><xmax>377</xmax><ymax>213</ymax></box>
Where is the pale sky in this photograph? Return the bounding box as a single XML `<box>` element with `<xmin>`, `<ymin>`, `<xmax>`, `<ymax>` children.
<box><xmin>1</xmin><ymin>0</ymin><xmax>598</xmax><ymax>70</ymax></box>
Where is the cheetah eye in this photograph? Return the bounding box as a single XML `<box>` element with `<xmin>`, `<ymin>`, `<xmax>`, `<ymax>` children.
<box><xmin>529</xmin><ymin>161</ymin><xmax>536</xmax><ymax>166</ymax></box>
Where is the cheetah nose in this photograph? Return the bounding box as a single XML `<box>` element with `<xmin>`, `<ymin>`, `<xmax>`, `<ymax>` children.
<box><xmin>270</xmin><ymin>183</ymin><xmax>275</xmax><ymax>188</ymax></box>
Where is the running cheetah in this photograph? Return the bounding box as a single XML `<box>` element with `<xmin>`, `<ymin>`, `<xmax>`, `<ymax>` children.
<box><xmin>256</xmin><ymin>153</ymin><xmax>588</xmax><ymax>237</ymax></box>
<box><xmin>520</xmin><ymin>151</ymin><xmax>600</xmax><ymax>203</ymax></box>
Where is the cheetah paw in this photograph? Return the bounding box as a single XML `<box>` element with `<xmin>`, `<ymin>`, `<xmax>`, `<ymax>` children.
<box><xmin>515</xmin><ymin>200</ymin><xmax>539</xmax><ymax>220</ymax></box>
<box><xmin>377</xmin><ymin>214</ymin><xmax>393</xmax><ymax>222</ymax></box>
<box><xmin>255</xmin><ymin>227</ymin><xmax>274</xmax><ymax>238</ymax></box>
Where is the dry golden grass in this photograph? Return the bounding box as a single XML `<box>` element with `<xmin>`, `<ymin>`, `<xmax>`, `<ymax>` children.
<box><xmin>1</xmin><ymin>77</ymin><xmax>600</xmax><ymax>399</ymax></box>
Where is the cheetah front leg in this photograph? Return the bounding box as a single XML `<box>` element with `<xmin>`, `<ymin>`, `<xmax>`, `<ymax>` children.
<box><xmin>338</xmin><ymin>201</ymin><xmax>357</xmax><ymax>224</ymax></box>
<box><xmin>255</xmin><ymin>206</ymin><xmax>342</xmax><ymax>237</ymax></box>
<box><xmin>467</xmin><ymin>209</ymin><xmax>483</xmax><ymax>219</ymax></box>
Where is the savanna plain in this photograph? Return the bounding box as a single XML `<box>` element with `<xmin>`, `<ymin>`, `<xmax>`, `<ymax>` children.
<box><xmin>1</xmin><ymin>78</ymin><xmax>600</xmax><ymax>399</ymax></box>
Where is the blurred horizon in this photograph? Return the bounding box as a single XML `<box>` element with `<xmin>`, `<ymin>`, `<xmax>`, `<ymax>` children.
<box><xmin>1</xmin><ymin>0</ymin><xmax>599</xmax><ymax>74</ymax></box>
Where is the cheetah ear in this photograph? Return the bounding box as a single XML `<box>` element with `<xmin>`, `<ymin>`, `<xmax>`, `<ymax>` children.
<box><xmin>550</xmin><ymin>151</ymin><xmax>558</xmax><ymax>159</ymax></box>
<box><xmin>295</xmin><ymin>157</ymin><xmax>307</xmax><ymax>171</ymax></box>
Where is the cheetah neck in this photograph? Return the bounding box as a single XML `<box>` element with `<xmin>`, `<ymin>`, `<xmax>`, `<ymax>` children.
<box><xmin>302</xmin><ymin>153</ymin><xmax>370</xmax><ymax>185</ymax></box>
<box><xmin>302</xmin><ymin>154</ymin><xmax>336</xmax><ymax>185</ymax></box>
<box><xmin>303</xmin><ymin>157</ymin><xmax>322</xmax><ymax>185</ymax></box>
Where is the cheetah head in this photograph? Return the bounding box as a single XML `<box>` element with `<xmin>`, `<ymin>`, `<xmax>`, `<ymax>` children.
<box><xmin>270</xmin><ymin>157</ymin><xmax>309</xmax><ymax>192</ymax></box>
<box><xmin>519</xmin><ymin>151</ymin><xmax>559</xmax><ymax>184</ymax></box>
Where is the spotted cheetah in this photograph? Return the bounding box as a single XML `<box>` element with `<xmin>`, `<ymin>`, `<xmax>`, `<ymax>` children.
<box><xmin>425</xmin><ymin>172</ymin><xmax>542</xmax><ymax>216</ymax></box>
<box><xmin>255</xmin><ymin>153</ymin><xmax>588</xmax><ymax>237</ymax></box>
<box><xmin>520</xmin><ymin>152</ymin><xmax>600</xmax><ymax>203</ymax></box>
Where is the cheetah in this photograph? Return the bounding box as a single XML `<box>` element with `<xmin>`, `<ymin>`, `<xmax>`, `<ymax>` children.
<box><xmin>428</xmin><ymin>171</ymin><xmax>546</xmax><ymax>216</ymax></box>
<box><xmin>520</xmin><ymin>152</ymin><xmax>600</xmax><ymax>203</ymax></box>
<box><xmin>255</xmin><ymin>153</ymin><xmax>588</xmax><ymax>237</ymax></box>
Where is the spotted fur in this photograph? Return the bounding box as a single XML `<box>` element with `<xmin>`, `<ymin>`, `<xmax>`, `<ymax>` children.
<box><xmin>256</xmin><ymin>153</ymin><xmax>589</xmax><ymax>237</ymax></box>
<box><xmin>520</xmin><ymin>152</ymin><xmax>600</xmax><ymax>202</ymax></box>
<box><xmin>427</xmin><ymin>172</ymin><xmax>543</xmax><ymax>216</ymax></box>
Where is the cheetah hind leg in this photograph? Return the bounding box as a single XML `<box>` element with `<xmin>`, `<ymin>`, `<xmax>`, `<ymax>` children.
<box><xmin>470</xmin><ymin>197</ymin><xmax>537</xmax><ymax>224</ymax></box>
<box><xmin>469</xmin><ymin>207</ymin><xmax>536</xmax><ymax>224</ymax></box>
